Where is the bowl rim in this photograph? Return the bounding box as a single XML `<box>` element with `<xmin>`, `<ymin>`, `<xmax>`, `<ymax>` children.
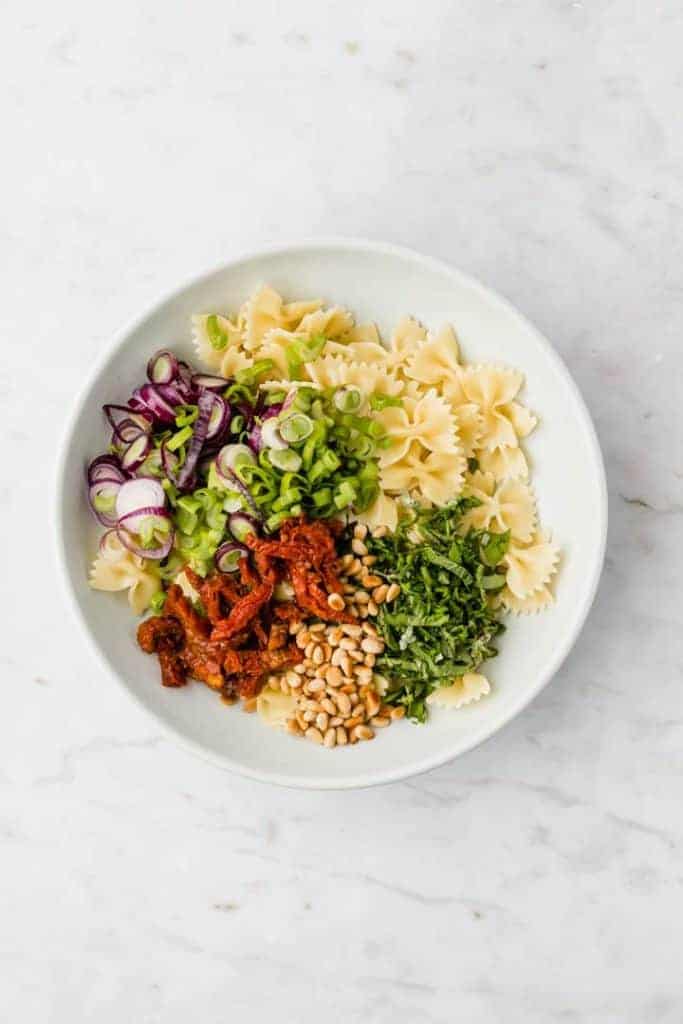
<box><xmin>54</xmin><ymin>237</ymin><xmax>608</xmax><ymax>790</ymax></box>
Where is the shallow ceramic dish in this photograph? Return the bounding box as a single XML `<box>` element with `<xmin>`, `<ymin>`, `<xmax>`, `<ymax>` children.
<box><xmin>55</xmin><ymin>239</ymin><xmax>607</xmax><ymax>789</ymax></box>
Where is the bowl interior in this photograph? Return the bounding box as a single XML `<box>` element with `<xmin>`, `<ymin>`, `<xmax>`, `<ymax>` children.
<box><xmin>57</xmin><ymin>241</ymin><xmax>606</xmax><ymax>788</ymax></box>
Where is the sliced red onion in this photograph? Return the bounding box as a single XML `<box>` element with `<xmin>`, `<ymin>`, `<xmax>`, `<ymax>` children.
<box><xmin>247</xmin><ymin>423</ymin><xmax>262</xmax><ymax>452</ymax></box>
<box><xmin>260</xmin><ymin>418</ymin><xmax>288</xmax><ymax>450</ymax></box>
<box><xmin>215</xmin><ymin>465</ymin><xmax>260</xmax><ymax>517</ymax></box>
<box><xmin>176</xmin><ymin>362</ymin><xmax>196</xmax><ymax>400</ymax></box>
<box><xmin>192</xmin><ymin>373</ymin><xmax>229</xmax><ymax>392</ymax></box>
<box><xmin>155</xmin><ymin>382</ymin><xmax>188</xmax><ymax>408</ymax></box>
<box><xmin>206</xmin><ymin>395</ymin><xmax>231</xmax><ymax>440</ymax></box>
<box><xmin>117</xmin><ymin>525</ymin><xmax>174</xmax><ymax>561</ymax></box>
<box><xmin>147</xmin><ymin>349</ymin><xmax>179</xmax><ymax>384</ymax></box>
<box><xmin>116</xmin><ymin>477</ymin><xmax>166</xmax><ymax>521</ymax></box>
<box><xmin>131</xmin><ymin>384</ymin><xmax>177</xmax><ymax>424</ymax></box>
<box><xmin>236</xmin><ymin>402</ymin><xmax>254</xmax><ymax>431</ymax></box>
<box><xmin>161</xmin><ymin>440</ymin><xmax>180</xmax><ymax>479</ymax></box>
<box><xmin>174</xmin><ymin>390</ymin><xmax>214</xmax><ymax>491</ymax></box>
<box><xmin>261</xmin><ymin>402</ymin><xmax>283</xmax><ymax>420</ymax></box>
<box><xmin>121</xmin><ymin>433</ymin><xmax>152</xmax><ymax>472</ymax></box>
<box><xmin>104</xmin><ymin>404</ymin><xmax>153</xmax><ymax>435</ymax></box>
<box><xmin>215</xmin><ymin>541</ymin><xmax>248</xmax><ymax>573</ymax></box>
<box><xmin>229</xmin><ymin>512</ymin><xmax>259</xmax><ymax>543</ymax></box>
<box><xmin>113</xmin><ymin>418</ymin><xmax>148</xmax><ymax>445</ymax></box>
<box><xmin>87</xmin><ymin>479</ymin><xmax>122</xmax><ymax>527</ymax></box>
<box><xmin>87</xmin><ymin>454</ymin><xmax>124</xmax><ymax>485</ymax></box>
<box><xmin>118</xmin><ymin>505</ymin><xmax>170</xmax><ymax>534</ymax></box>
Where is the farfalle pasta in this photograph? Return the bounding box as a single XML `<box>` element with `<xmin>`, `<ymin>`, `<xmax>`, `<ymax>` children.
<box><xmin>426</xmin><ymin>673</ymin><xmax>491</xmax><ymax>709</ymax></box>
<box><xmin>89</xmin><ymin>532</ymin><xmax>161</xmax><ymax>615</ymax></box>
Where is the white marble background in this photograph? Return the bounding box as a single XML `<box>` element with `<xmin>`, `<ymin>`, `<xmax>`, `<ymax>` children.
<box><xmin>2</xmin><ymin>1</ymin><xmax>683</xmax><ymax>1021</ymax></box>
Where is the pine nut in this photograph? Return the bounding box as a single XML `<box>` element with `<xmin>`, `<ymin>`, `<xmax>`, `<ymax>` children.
<box><xmin>371</xmin><ymin>715</ymin><xmax>390</xmax><ymax>728</ymax></box>
<box><xmin>303</xmin><ymin>709</ymin><xmax>316</xmax><ymax>723</ymax></box>
<box><xmin>323</xmin><ymin>727</ymin><xmax>336</xmax><ymax>748</ymax></box>
<box><xmin>336</xmin><ymin>693</ymin><xmax>352</xmax><ymax>715</ymax></box>
<box><xmin>305</xmin><ymin>727</ymin><xmax>324</xmax><ymax>744</ymax></box>
<box><xmin>390</xmin><ymin>706</ymin><xmax>406</xmax><ymax>720</ymax></box>
<box><xmin>362</xmin><ymin>554</ymin><xmax>378</xmax><ymax>566</ymax></box>
<box><xmin>289</xmin><ymin>621</ymin><xmax>304</xmax><ymax>635</ymax></box>
<box><xmin>342</xmin><ymin>623</ymin><xmax>362</xmax><ymax>638</ymax></box>
<box><xmin>243</xmin><ymin>698</ymin><xmax>257</xmax><ymax>713</ymax></box>
<box><xmin>361</xmin><ymin>637</ymin><xmax>383</xmax><ymax>655</ymax></box>
<box><xmin>353</xmin><ymin>724</ymin><xmax>374</xmax><ymax>741</ymax></box>
<box><xmin>348</xmin><ymin>557</ymin><xmax>363</xmax><ymax>576</ymax></box>
<box><xmin>296</xmin><ymin>632</ymin><xmax>309</xmax><ymax>649</ymax></box>
<box><xmin>325</xmin><ymin>666</ymin><xmax>343</xmax><ymax>687</ymax></box>
<box><xmin>321</xmin><ymin>697</ymin><xmax>336</xmax><ymax>715</ymax></box>
<box><xmin>350</xmin><ymin>691</ymin><xmax>361</xmax><ymax>707</ymax></box>
<box><xmin>294</xmin><ymin>663</ymin><xmax>307</xmax><ymax>675</ymax></box>
<box><xmin>367</xmin><ymin>600</ymin><xmax>379</xmax><ymax>616</ymax></box>
<box><xmin>372</xmin><ymin>525</ymin><xmax>388</xmax><ymax>538</ymax></box>
<box><xmin>316</xmin><ymin>712</ymin><xmax>329</xmax><ymax>732</ymax></box>
<box><xmin>329</xmin><ymin>716</ymin><xmax>343</xmax><ymax>727</ymax></box>
<box><xmin>365</xmin><ymin>691</ymin><xmax>381</xmax><ymax>718</ymax></box>
<box><xmin>341</xmin><ymin>553</ymin><xmax>355</xmax><ymax>568</ymax></box>
<box><xmin>358</xmin><ymin>605</ymin><xmax>369</xmax><ymax>618</ymax></box>
<box><xmin>336</xmin><ymin>726</ymin><xmax>348</xmax><ymax>745</ymax></box>
<box><xmin>386</xmin><ymin>583</ymin><xmax>401</xmax><ymax>602</ymax></box>
<box><xmin>372</xmin><ymin>584</ymin><xmax>389</xmax><ymax>603</ymax></box>
<box><xmin>362</xmin><ymin>622</ymin><xmax>377</xmax><ymax>635</ymax></box>
<box><xmin>338</xmin><ymin>638</ymin><xmax>357</xmax><ymax>652</ymax></box>
<box><xmin>312</xmin><ymin>645</ymin><xmax>324</xmax><ymax>666</ymax></box>
<box><xmin>340</xmin><ymin>683</ymin><xmax>356</xmax><ymax>694</ymax></box>
<box><xmin>351</xmin><ymin>538</ymin><xmax>368</xmax><ymax>557</ymax></box>
<box><xmin>327</xmin><ymin>592</ymin><xmax>346</xmax><ymax>611</ymax></box>
<box><xmin>296</xmin><ymin>711</ymin><xmax>309</xmax><ymax>731</ymax></box>
<box><xmin>305</xmin><ymin>642</ymin><xmax>315</xmax><ymax>659</ymax></box>
<box><xmin>340</xmin><ymin>653</ymin><xmax>353</xmax><ymax>677</ymax></box>
<box><xmin>346</xmin><ymin>712</ymin><xmax>366</xmax><ymax>728</ymax></box>
<box><xmin>362</xmin><ymin>574</ymin><xmax>383</xmax><ymax>589</ymax></box>
<box><xmin>307</xmin><ymin>677</ymin><xmax>325</xmax><ymax>693</ymax></box>
<box><xmin>280</xmin><ymin>679</ymin><xmax>290</xmax><ymax>695</ymax></box>
<box><xmin>354</xmin><ymin>590</ymin><xmax>370</xmax><ymax>604</ymax></box>
<box><xmin>309</xmin><ymin>622</ymin><xmax>326</xmax><ymax>633</ymax></box>
<box><xmin>355</xmin><ymin>666</ymin><xmax>373</xmax><ymax>685</ymax></box>
<box><xmin>286</xmin><ymin>718</ymin><xmax>301</xmax><ymax>735</ymax></box>
<box><xmin>353</xmin><ymin>523</ymin><xmax>368</xmax><ymax>540</ymax></box>
<box><xmin>349</xmin><ymin>605</ymin><xmax>360</xmax><ymax>618</ymax></box>
<box><xmin>331</xmin><ymin>648</ymin><xmax>345</xmax><ymax>668</ymax></box>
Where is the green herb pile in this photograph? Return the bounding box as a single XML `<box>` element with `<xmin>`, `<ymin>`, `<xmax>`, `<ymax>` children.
<box><xmin>364</xmin><ymin>499</ymin><xmax>510</xmax><ymax>722</ymax></box>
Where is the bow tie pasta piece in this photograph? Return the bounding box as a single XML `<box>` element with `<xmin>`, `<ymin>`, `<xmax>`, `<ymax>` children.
<box><xmin>381</xmin><ymin>444</ymin><xmax>466</xmax><ymax>506</ymax></box>
<box><xmin>219</xmin><ymin>347</ymin><xmax>254</xmax><ymax>378</ymax></box>
<box><xmin>453</xmin><ymin>403</ymin><xmax>483</xmax><ymax>457</ymax></box>
<box><xmin>375</xmin><ymin>391</ymin><xmax>461</xmax><ymax>468</ymax></box>
<box><xmin>426</xmin><ymin>673</ymin><xmax>491</xmax><ymax>709</ymax></box>
<box><xmin>341</xmin><ymin>321</ymin><xmax>381</xmax><ymax>345</ymax></box>
<box><xmin>503</xmin><ymin>530</ymin><xmax>560</xmax><ymax>599</ymax></box>
<box><xmin>305</xmin><ymin>354</ymin><xmax>358</xmax><ymax>389</ymax></box>
<box><xmin>325</xmin><ymin>339</ymin><xmax>391</xmax><ymax>365</ymax></box>
<box><xmin>89</xmin><ymin>533</ymin><xmax>161</xmax><ymax>615</ymax></box>
<box><xmin>355</xmin><ymin>491</ymin><xmax>400</xmax><ymax>533</ymax></box>
<box><xmin>477</xmin><ymin>444</ymin><xmax>529</xmax><ymax>481</ymax></box>
<box><xmin>254</xmin><ymin>328</ymin><xmax>307</xmax><ymax>380</ymax></box>
<box><xmin>295</xmin><ymin>306</ymin><xmax>355</xmax><ymax>340</ymax></box>
<box><xmin>239</xmin><ymin>286</ymin><xmax>324</xmax><ymax>350</ymax></box>
<box><xmin>192</xmin><ymin>314</ymin><xmax>244</xmax><ymax>371</ymax></box>
<box><xmin>501</xmin><ymin>585</ymin><xmax>554</xmax><ymax>615</ymax></box>
<box><xmin>405</xmin><ymin>323</ymin><xmax>462</xmax><ymax>387</ymax></box>
<box><xmin>462</xmin><ymin>470</ymin><xmax>536</xmax><ymax>541</ymax></box>
<box><xmin>462</xmin><ymin>365</ymin><xmax>537</xmax><ymax>451</ymax></box>
<box><xmin>256</xmin><ymin>686</ymin><xmax>298</xmax><ymax>728</ymax></box>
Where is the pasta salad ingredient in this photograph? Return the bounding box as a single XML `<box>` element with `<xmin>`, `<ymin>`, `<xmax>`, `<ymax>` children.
<box><xmin>358</xmin><ymin>501</ymin><xmax>509</xmax><ymax>721</ymax></box>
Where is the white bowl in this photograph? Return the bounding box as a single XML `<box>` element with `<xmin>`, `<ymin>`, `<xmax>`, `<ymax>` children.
<box><xmin>56</xmin><ymin>239</ymin><xmax>607</xmax><ymax>789</ymax></box>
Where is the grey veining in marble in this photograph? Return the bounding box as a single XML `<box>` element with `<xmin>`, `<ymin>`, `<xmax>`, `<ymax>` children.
<box><xmin>2</xmin><ymin>1</ymin><xmax>683</xmax><ymax>1021</ymax></box>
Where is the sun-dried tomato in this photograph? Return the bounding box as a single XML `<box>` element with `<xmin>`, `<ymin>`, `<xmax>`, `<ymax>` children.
<box><xmin>210</xmin><ymin>581</ymin><xmax>274</xmax><ymax>642</ymax></box>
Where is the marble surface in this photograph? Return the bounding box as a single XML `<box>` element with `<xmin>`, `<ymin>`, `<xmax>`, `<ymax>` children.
<box><xmin>3</xmin><ymin>1</ymin><xmax>683</xmax><ymax>1020</ymax></box>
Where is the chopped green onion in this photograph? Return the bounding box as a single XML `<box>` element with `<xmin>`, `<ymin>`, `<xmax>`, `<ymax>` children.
<box><xmin>235</xmin><ymin>360</ymin><xmax>274</xmax><ymax>386</ymax></box>
<box><xmin>280</xmin><ymin>413</ymin><xmax>314</xmax><ymax>444</ymax></box>
<box><xmin>270</xmin><ymin>448</ymin><xmax>302</xmax><ymax>472</ymax></box>
<box><xmin>149</xmin><ymin>591</ymin><xmax>166</xmax><ymax>613</ymax></box>
<box><xmin>334</xmin><ymin>387</ymin><xmax>363</xmax><ymax>413</ymax></box>
<box><xmin>206</xmin><ymin>314</ymin><xmax>229</xmax><ymax>351</ymax></box>
<box><xmin>167</xmin><ymin>425</ymin><xmax>193</xmax><ymax>452</ymax></box>
<box><xmin>369</xmin><ymin>394</ymin><xmax>403</xmax><ymax>411</ymax></box>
